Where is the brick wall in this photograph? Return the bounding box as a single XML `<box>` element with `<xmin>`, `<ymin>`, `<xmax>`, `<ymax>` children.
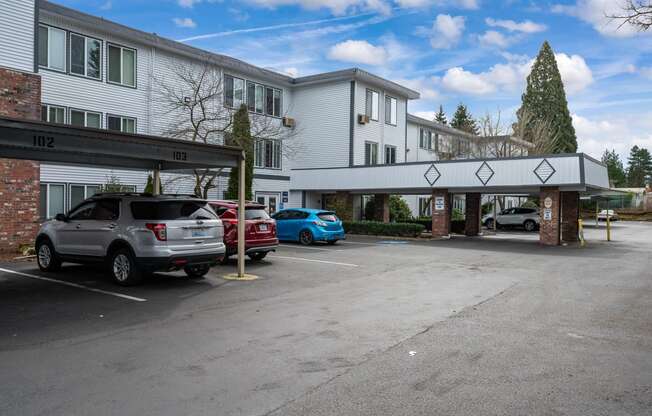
<box><xmin>464</xmin><ymin>193</ymin><xmax>481</xmax><ymax>236</ymax></box>
<box><xmin>539</xmin><ymin>187</ymin><xmax>560</xmax><ymax>246</ymax></box>
<box><xmin>431</xmin><ymin>189</ymin><xmax>450</xmax><ymax>238</ymax></box>
<box><xmin>0</xmin><ymin>67</ymin><xmax>41</xmax><ymax>253</ymax></box>
<box><xmin>561</xmin><ymin>191</ymin><xmax>579</xmax><ymax>242</ymax></box>
<box><xmin>372</xmin><ymin>194</ymin><xmax>390</xmax><ymax>223</ymax></box>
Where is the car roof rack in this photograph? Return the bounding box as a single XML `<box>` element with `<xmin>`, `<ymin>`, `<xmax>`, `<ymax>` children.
<box><xmin>91</xmin><ymin>192</ymin><xmax>203</xmax><ymax>199</ymax></box>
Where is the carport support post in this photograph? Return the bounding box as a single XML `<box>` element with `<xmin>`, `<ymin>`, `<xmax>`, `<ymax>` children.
<box><xmin>539</xmin><ymin>187</ymin><xmax>561</xmax><ymax>246</ymax></box>
<box><xmin>431</xmin><ymin>188</ymin><xmax>450</xmax><ymax>238</ymax></box>
<box><xmin>561</xmin><ymin>191</ymin><xmax>579</xmax><ymax>243</ymax></box>
<box><xmin>464</xmin><ymin>193</ymin><xmax>481</xmax><ymax>236</ymax></box>
<box><xmin>152</xmin><ymin>166</ymin><xmax>161</xmax><ymax>196</ymax></box>
<box><xmin>237</xmin><ymin>155</ymin><xmax>246</xmax><ymax>278</ymax></box>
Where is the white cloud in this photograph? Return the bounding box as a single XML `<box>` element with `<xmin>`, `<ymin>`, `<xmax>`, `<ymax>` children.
<box><xmin>479</xmin><ymin>30</ymin><xmax>510</xmax><ymax>48</ymax></box>
<box><xmin>418</xmin><ymin>14</ymin><xmax>466</xmax><ymax>49</ymax></box>
<box><xmin>485</xmin><ymin>17</ymin><xmax>547</xmax><ymax>33</ymax></box>
<box><xmin>284</xmin><ymin>67</ymin><xmax>300</xmax><ymax>77</ymax></box>
<box><xmin>572</xmin><ymin>113</ymin><xmax>652</xmax><ymax>160</ymax></box>
<box><xmin>178</xmin><ymin>0</ymin><xmax>201</xmax><ymax>7</ymax></box>
<box><xmin>413</xmin><ymin>111</ymin><xmax>437</xmax><ymax>120</ymax></box>
<box><xmin>641</xmin><ymin>67</ymin><xmax>652</xmax><ymax>79</ymax></box>
<box><xmin>244</xmin><ymin>0</ymin><xmax>391</xmax><ymax>15</ymax></box>
<box><xmin>173</xmin><ymin>17</ymin><xmax>197</xmax><ymax>28</ymax></box>
<box><xmin>439</xmin><ymin>53</ymin><xmax>593</xmax><ymax>96</ymax></box>
<box><xmin>393</xmin><ymin>77</ymin><xmax>440</xmax><ymax>100</ymax></box>
<box><xmin>554</xmin><ymin>53</ymin><xmax>593</xmax><ymax>94</ymax></box>
<box><xmin>99</xmin><ymin>1</ymin><xmax>112</xmax><ymax>10</ymax></box>
<box><xmin>327</xmin><ymin>40</ymin><xmax>388</xmax><ymax>65</ymax></box>
<box><xmin>552</xmin><ymin>0</ymin><xmax>649</xmax><ymax>38</ymax></box>
<box><xmin>441</xmin><ymin>67</ymin><xmax>496</xmax><ymax>94</ymax></box>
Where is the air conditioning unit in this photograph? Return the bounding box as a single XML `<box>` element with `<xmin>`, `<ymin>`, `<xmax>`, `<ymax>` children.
<box><xmin>358</xmin><ymin>114</ymin><xmax>369</xmax><ymax>125</ymax></box>
<box><xmin>282</xmin><ymin>117</ymin><xmax>295</xmax><ymax>128</ymax></box>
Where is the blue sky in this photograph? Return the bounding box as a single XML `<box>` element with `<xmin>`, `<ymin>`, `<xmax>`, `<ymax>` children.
<box><xmin>55</xmin><ymin>0</ymin><xmax>652</xmax><ymax>161</ymax></box>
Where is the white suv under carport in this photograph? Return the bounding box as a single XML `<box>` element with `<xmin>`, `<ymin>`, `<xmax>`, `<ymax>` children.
<box><xmin>35</xmin><ymin>193</ymin><xmax>225</xmax><ymax>285</ymax></box>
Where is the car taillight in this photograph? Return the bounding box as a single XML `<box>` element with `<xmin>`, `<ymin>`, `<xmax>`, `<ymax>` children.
<box><xmin>313</xmin><ymin>220</ymin><xmax>327</xmax><ymax>227</ymax></box>
<box><xmin>146</xmin><ymin>223</ymin><xmax>167</xmax><ymax>241</ymax></box>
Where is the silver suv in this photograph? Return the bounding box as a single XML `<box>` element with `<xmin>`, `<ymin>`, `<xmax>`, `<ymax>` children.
<box><xmin>35</xmin><ymin>193</ymin><xmax>225</xmax><ymax>285</ymax></box>
<box><xmin>482</xmin><ymin>207</ymin><xmax>540</xmax><ymax>232</ymax></box>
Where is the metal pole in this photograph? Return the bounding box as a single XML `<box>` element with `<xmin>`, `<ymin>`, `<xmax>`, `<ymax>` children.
<box><xmin>493</xmin><ymin>195</ymin><xmax>497</xmax><ymax>231</ymax></box>
<box><xmin>595</xmin><ymin>201</ymin><xmax>599</xmax><ymax>227</ymax></box>
<box><xmin>237</xmin><ymin>155</ymin><xmax>246</xmax><ymax>277</ymax></box>
<box><xmin>152</xmin><ymin>166</ymin><xmax>161</xmax><ymax>196</ymax></box>
<box><xmin>606</xmin><ymin>209</ymin><xmax>611</xmax><ymax>242</ymax></box>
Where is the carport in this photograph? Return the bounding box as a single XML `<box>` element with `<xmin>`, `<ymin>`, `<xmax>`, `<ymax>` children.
<box><xmin>0</xmin><ymin>116</ymin><xmax>250</xmax><ymax>276</ymax></box>
<box><xmin>291</xmin><ymin>153</ymin><xmax>611</xmax><ymax>246</ymax></box>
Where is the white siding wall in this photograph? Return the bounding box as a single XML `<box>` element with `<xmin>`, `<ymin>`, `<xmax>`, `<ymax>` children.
<box><xmin>291</xmin><ymin>82</ymin><xmax>350</xmax><ymax>169</ymax></box>
<box><xmin>353</xmin><ymin>81</ymin><xmax>407</xmax><ymax>165</ymax></box>
<box><xmin>0</xmin><ymin>0</ymin><xmax>35</xmax><ymax>72</ymax></box>
<box><xmin>406</xmin><ymin>121</ymin><xmax>438</xmax><ymax>163</ymax></box>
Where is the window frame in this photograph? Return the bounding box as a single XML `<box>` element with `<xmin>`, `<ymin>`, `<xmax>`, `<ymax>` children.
<box><xmin>384</xmin><ymin>145</ymin><xmax>397</xmax><ymax>165</ymax></box>
<box><xmin>254</xmin><ymin>139</ymin><xmax>282</xmax><ymax>170</ymax></box>
<box><xmin>107</xmin><ymin>42</ymin><xmax>137</xmax><ymax>88</ymax></box>
<box><xmin>38</xmin><ymin>24</ymin><xmax>67</xmax><ymax>73</ymax></box>
<box><xmin>41</xmin><ymin>104</ymin><xmax>67</xmax><ymax>124</ymax></box>
<box><xmin>364</xmin><ymin>141</ymin><xmax>379</xmax><ymax>166</ymax></box>
<box><xmin>419</xmin><ymin>197</ymin><xmax>432</xmax><ymax>217</ymax></box>
<box><xmin>107</xmin><ymin>114</ymin><xmax>137</xmax><ymax>134</ymax></box>
<box><xmin>224</xmin><ymin>73</ymin><xmax>246</xmax><ymax>109</ymax></box>
<box><xmin>69</xmin><ymin>183</ymin><xmax>101</xmax><ymax>209</ymax></box>
<box><xmin>69</xmin><ymin>108</ymin><xmax>103</xmax><ymax>129</ymax></box>
<box><xmin>40</xmin><ymin>182</ymin><xmax>67</xmax><ymax>220</ymax></box>
<box><xmin>384</xmin><ymin>95</ymin><xmax>397</xmax><ymax>126</ymax></box>
<box><xmin>365</xmin><ymin>89</ymin><xmax>379</xmax><ymax>121</ymax></box>
<box><xmin>68</xmin><ymin>31</ymin><xmax>103</xmax><ymax>81</ymax></box>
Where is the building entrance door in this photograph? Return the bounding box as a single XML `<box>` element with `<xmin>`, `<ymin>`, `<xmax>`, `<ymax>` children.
<box><xmin>256</xmin><ymin>192</ymin><xmax>279</xmax><ymax>214</ymax></box>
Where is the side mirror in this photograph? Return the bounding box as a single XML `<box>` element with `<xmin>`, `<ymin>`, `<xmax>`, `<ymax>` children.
<box><xmin>54</xmin><ymin>213</ymin><xmax>68</xmax><ymax>222</ymax></box>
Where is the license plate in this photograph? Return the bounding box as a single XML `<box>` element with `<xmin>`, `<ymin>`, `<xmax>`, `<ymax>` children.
<box><xmin>259</xmin><ymin>224</ymin><xmax>268</xmax><ymax>231</ymax></box>
<box><xmin>191</xmin><ymin>228</ymin><xmax>209</xmax><ymax>237</ymax></box>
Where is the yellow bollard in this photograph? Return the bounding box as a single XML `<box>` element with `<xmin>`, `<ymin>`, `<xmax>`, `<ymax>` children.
<box><xmin>578</xmin><ymin>219</ymin><xmax>585</xmax><ymax>247</ymax></box>
<box><xmin>606</xmin><ymin>211</ymin><xmax>611</xmax><ymax>242</ymax></box>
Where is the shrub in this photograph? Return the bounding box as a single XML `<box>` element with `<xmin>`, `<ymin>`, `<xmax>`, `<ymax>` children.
<box><xmin>363</xmin><ymin>195</ymin><xmax>412</xmax><ymax>222</ymax></box>
<box><xmin>343</xmin><ymin>221</ymin><xmax>425</xmax><ymax>237</ymax></box>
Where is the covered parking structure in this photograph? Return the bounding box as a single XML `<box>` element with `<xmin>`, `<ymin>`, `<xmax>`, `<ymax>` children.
<box><xmin>0</xmin><ymin>116</ymin><xmax>250</xmax><ymax>276</ymax></box>
<box><xmin>291</xmin><ymin>153</ymin><xmax>611</xmax><ymax>246</ymax></box>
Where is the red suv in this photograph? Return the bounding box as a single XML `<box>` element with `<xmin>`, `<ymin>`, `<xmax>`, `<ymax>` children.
<box><xmin>209</xmin><ymin>200</ymin><xmax>278</xmax><ymax>261</ymax></box>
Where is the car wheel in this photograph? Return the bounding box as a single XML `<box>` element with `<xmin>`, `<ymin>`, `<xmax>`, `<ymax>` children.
<box><xmin>36</xmin><ymin>238</ymin><xmax>61</xmax><ymax>272</ymax></box>
<box><xmin>109</xmin><ymin>248</ymin><xmax>142</xmax><ymax>286</ymax></box>
<box><xmin>327</xmin><ymin>240</ymin><xmax>338</xmax><ymax>245</ymax></box>
<box><xmin>184</xmin><ymin>264</ymin><xmax>210</xmax><ymax>279</ymax></box>
<box><xmin>248</xmin><ymin>252</ymin><xmax>268</xmax><ymax>261</ymax></box>
<box><xmin>523</xmin><ymin>220</ymin><xmax>536</xmax><ymax>232</ymax></box>
<box><xmin>299</xmin><ymin>229</ymin><xmax>314</xmax><ymax>246</ymax></box>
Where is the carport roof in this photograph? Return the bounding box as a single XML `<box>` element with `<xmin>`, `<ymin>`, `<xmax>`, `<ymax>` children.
<box><xmin>0</xmin><ymin>117</ymin><xmax>242</xmax><ymax>171</ymax></box>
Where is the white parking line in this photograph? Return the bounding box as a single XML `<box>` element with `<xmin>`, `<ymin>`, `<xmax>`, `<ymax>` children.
<box><xmin>337</xmin><ymin>240</ymin><xmax>380</xmax><ymax>246</ymax></box>
<box><xmin>270</xmin><ymin>255</ymin><xmax>358</xmax><ymax>267</ymax></box>
<box><xmin>0</xmin><ymin>267</ymin><xmax>147</xmax><ymax>302</ymax></box>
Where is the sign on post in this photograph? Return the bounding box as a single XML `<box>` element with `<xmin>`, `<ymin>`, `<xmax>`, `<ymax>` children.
<box><xmin>543</xmin><ymin>208</ymin><xmax>552</xmax><ymax>221</ymax></box>
<box><xmin>434</xmin><ymin>196</ymin><xmax>445</xmax><ymax>211</ymax></box>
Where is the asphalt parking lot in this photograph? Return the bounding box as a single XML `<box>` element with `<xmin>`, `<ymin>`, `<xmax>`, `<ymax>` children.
<box><xmin>1</xmin><ymin>222</ymin><xmax>651</xmax><ymax>416</ymax></box>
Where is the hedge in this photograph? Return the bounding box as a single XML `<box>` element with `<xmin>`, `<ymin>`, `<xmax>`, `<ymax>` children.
<box><xmin>343</xmin><ymin>221</ymin><xmax>425</xmax><ymax>237</ymax></box>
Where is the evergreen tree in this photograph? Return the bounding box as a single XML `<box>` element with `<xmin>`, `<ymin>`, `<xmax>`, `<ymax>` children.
<box><xmin>601</xmin><ymin>149</ymin><xmax>627</xmax><ymax>187</ymax></box>
<box><xmin>626</xmin><ymin>145</ymin><xmax>652</xmax><ymax>187</ymax></box>
<box><xmin>225</xmin><ymin>105</ymin><xmax>254</xmax><ymax>200</ymax></box>
<box><xmin>450</xmin><ymin>103</ymin><xmax>479</xmax><ymax>135</ymax></box>
<box><xmin>434</xmin><ymin>105</ymin><xmax>447</xmax><ymax>125</ymax></box>
<box><xmin>516</xmin><ymin>41</ymin><xmax>577</xmax><ymax>153</ymax></box>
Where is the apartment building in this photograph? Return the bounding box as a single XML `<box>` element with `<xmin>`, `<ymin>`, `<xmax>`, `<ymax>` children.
<box><xmin>0</xmin><ymin>0</ymin><xmax>530</xmax><ymax>224</ymax></box>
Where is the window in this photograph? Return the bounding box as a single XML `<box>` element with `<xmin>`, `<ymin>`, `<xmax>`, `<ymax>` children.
<box><xmin>224</xmin><ymin>74</ymin><xmax>245</xmax><ymax>108</ymax></box>
<box><xmin>365</xmin><ymin>89</ymin><xmax>379</xmax><ymax>121</ymax></box>
<box><xmin>419</xmin><ymin>128</ymin><xmax>433</xmax><ymax>150</ymax></box>
<box><xmin>266</xmin><ymin>87</ymin><xmax>282</xmax><ymax>117</ymax></box>
<box><xmin>364</xmin><ymin>142</ymin><xmax>378</xmax><ymax>165</ymax></box>
<box><xmin>70</xmin><ymin>33</ymin><xmax>101</xmax><ymax>79</ymax></box>
<box><xmin>108</xmin><ymin>44</ymin><xmax>136</xmax><ymax>87</ymax></box>
<box><xmin>41</xmin><ymin>104</ymin><xmax>66</xmax><ymax>124</ymax></box>
<box><xmin>70</xmin><ymin>184</ymin><xmax>100</xmax><ymax>209</ymax></box>
<box><xmin>94</xmin><ymin>199</ymin><xmax>120</xmax><ymax>221</ymax></box>
<box><xmin>385</xmin><ymin>145</ymin><xmax>396</xmax><ymax>164</ymax></box>
<box><xmin>385</xmin><ymin>96</ymin><xmax>397</xmax><ymax>126</ymax></box>
<box><xmin>131</xmin><ymin>201</ymin><xmax>218</xmax><ymax>220</ymax></box>
<box><xmin>39</xmin><ymin>25</ymin><xmax>66</xmax><ymax>71</ymax></box>
<box><xmin>70</xmin><ymin>109</ymin><xmax>101</xmax><ymax>129</ymax></box>
<box><xmin>419</xmin><ymin>197</ymin><xmax>432</xmax><ymax>217</ymax></box>
<box><xmin>247</xmin><ymin>81</ymin><xmax>265</xmax><ymax>114</ymax></box>
<box><xmin>40</xmin><ymin>183</ymin><xmax>65</xmax><ymax>219</ymax></box>
<box><xmin>107</xmin><ymin>115</ymin><xmax>136</xmax><ymax>133</ymax></box>
<box><xmin>254</xmin><ymin>139</ymin><xmax>282</xmax><ymax>169</ymax></box>
<box><xmin>68</xmin><ymin>201</ymin><xmax>97</xmax><ymax>220</ymax></box>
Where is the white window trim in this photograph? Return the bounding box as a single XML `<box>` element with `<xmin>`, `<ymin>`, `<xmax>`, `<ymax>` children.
<box><xmin>41</xmin><ymin>104</ymin><xmax>67</xmax><ymax>124</ymax></box>
<box><xmin>385</xmin><ymin>95</ymin><xmax>397</xmax><ymax>126</ymax></box>
<box><xmin>107</xmin><ymin>114</ymin><xmax>137</xmax><ymax>133</ymax></box>
<box><xmin>69</xmin><ymin>32</ymin><xmax>102</xmax><ymax>80</ymax></box>
<box><xmin>41</xmin><ymin>183</ymin><xmax>67</xmax><ymax>219</ymax></box>
<box><xmin>39</xmin><ymin>25</ymin><xmax>67</xmax><ymax>73</ymax></box>
<box><xmin>254</xmin><ymin>139</ymin><xmax>282</xmax><ymax>170</ymax></box>
<box><xmin>107</xmin><ymin>43</ymin><xmax>137</xmax><ymax>88</ymax></box>
<box><xmin>68</xmin><ymin>183</ymin><xmax>101</xmax><ymax>210</ymax></box>
<box><xmin>69</xmin><ymin>108</ymin><xmax>103</xmax><ymax>129</ymax></box>
<box><xmin>366</xmin><ymin>89</ymin><xmax>380</xmax><ymax>121</ymax></box>
<box><xmin>384</xmin><ymin>144</ymin><xmax>397</xmax><ymax>164</ymax></box>
<box><xmin>365</xmin><ymin>141</ymin><xmax>379</xmax><ymax>165</ymax></box>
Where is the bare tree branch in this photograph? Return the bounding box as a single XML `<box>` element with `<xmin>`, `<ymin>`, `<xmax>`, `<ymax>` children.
<box><xmin>607</xmin><ymin>0</ymin><xmax>652</xmax><ymax>31</ymax></box>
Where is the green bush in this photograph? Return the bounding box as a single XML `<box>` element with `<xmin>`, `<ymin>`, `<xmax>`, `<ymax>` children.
<box><xmin>343</xmin><ymin>221</ymin><xmax>425</xmax><ymax>237</ymax></box>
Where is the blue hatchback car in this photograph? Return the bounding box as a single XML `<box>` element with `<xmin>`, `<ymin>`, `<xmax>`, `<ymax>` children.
<box><xmin>271</xmin><ymin>208</ymin><xmax>346</xmax><ymax>245</ymax></box>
